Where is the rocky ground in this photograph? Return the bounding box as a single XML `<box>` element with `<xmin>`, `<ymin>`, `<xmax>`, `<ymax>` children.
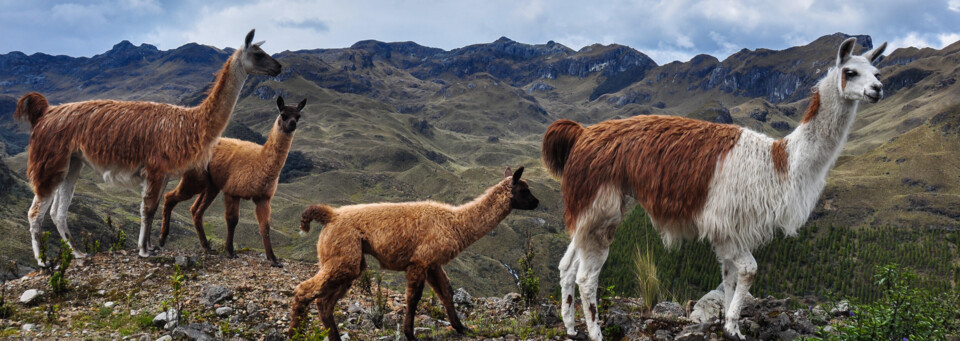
<box><xmin>0</xmin><ymin>249</ymin><xmax>850</xmax><ymax>340</ymax></box>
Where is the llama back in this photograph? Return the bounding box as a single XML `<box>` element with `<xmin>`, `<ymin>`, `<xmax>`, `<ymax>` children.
<box><xmin>33</xmin><ymin>100</ymin><xmax>212</xmax><ymax>176</ymax></box>
<box><xmin>560</xmin><ymin>115</ymin><xmax>742</xmax><ymax>234</ymax></box>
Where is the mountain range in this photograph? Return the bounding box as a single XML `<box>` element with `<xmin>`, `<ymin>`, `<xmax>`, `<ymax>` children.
<box><xmin>1</xmin><ymin>32</ymin><xmax>958</xmax><ymax>297</ymax></box>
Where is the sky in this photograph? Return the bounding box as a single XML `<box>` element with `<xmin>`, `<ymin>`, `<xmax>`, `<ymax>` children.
<box><xmin>1</xmin><ymin>0</ymin><xmax>958</xmax><ymax>65</ymax></box>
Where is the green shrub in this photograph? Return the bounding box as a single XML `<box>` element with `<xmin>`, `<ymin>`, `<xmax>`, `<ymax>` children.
<box><xmin>827</xmin><ymin>264</ymin><xmax>960</xmax><ymax>340</ymax></box>
<box><xmin>49</xmin><ymin>240</ymin><xmax>74</xmax><ymax>295</ymax></box>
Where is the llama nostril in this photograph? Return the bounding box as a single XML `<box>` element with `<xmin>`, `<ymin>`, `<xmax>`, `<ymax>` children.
<box><xmin>871</xmin><ymin>84</ymin><xmax>882</xmax><ymax>93</ymax></box>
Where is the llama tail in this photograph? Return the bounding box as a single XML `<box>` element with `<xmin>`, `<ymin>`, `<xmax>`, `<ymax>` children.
<box><xmin>299</xmin><ymin>204</ymin><xmax>336</xmax><ymax>234</ymax></box>
<box><xmin>541</xmin><ymin>119</ymin><xmax>584</xmax><ymax>177</ymax></box>
<box><xmin>14</xmin><ymin>92</ymin><xmax>49</xmax><ymax>128</ymax></box>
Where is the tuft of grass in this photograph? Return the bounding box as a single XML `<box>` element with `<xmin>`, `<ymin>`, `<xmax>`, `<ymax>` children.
<box><xmin>634</xmin><ymin>245</ymin><xmax>664</xmax><ymax>311</ymax></box>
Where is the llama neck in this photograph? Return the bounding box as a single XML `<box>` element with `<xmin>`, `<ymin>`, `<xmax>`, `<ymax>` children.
<box><xmin>785</xmin><ymin>69</ymin><xmax>860</xmax><ymax>183</ymax></box>
<box><xmin>260</xmin><ymin>120</ymin><xmax>294</xmax><ymax>177</ymax></box>
<box><xmin>196</xmin><ymin>50</ymin><xmax>248</xmax><ymax>145</ymax></box>
<box><xmin>453</xmin><ymin>179</ymin><xmax>513</xmax><ymax>251</ymax></box>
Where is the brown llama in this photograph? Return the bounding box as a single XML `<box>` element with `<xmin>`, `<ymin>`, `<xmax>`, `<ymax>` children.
<box><xmin>543</xmin><ymin>38</ymin><xmax>886</xmax><ymax>339</ymax></box>
<box><xmin>158</xmin><ymin>96</ymin><xmax>306</xmax><ymax>267</ymax></box>
<box><xmin>290</xmin><ymin>167</ymin><xmax>539</xmax><ymax>341</ymax></box>
<box><xmin>14</xmin><ymin>29</ymin><xmax>282</xmax><ymax>265</ymax></box>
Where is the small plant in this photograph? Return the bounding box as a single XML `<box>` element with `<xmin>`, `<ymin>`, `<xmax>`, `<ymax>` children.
<box><xmin>598</xmin><ymin>284</ymin><xmax>616</xmax><ymax>316</ymax></box>
<box><xmin>81</xmin><ymin>232</ymin><xmax>101</xmax><ymax>254</ymax></box>
<box><xmin>160</xmin><ymin>264</ymin><xmax>186</xmax><ymax>328</ymax></box>
<box><xmin>289</xmin><ymin>321</ymin><xmax>330</xmax><ymax>341</ymax></box>
<box><xmin>517</xmin><ymin>237</ymin><xmax>541</xmax><ymax>307</ymax></box>
<box><xmin>109</xmin><ymin>217</ymin><xmax>126</xmax><ymax>252</ymax></box>
<box><xmin>634</xmin><ymin>245</ymin><xmax>663</xmax><ymax>311</ymax></box>
<box><xmin>358</xmin><ymin>269</ymin><xmax>374</xmax><ymax>295</ymax></box>
<box><xmin>0</xmin><ymin>260</ymin><xmax>16</xmax><ymax>319</ymax></box>
<box><xmin>49</xmin><ymin>240</ymin><xmax>74</xmax><ymax>295</ymax></box>
<box><xmin>368</xmin><ymin>271</ymin><xmax>387</xmax><ymax>328</ymax></box>
<box><xmin>38</xmin><ymin>231</ymin><xmax>51</xmax><ymax>270</ymax></box>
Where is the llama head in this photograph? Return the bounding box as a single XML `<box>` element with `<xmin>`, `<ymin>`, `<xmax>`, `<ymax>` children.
<box><xmin>835</xmin><ymin>37</ymin><xmax>887</xmax><ymax>103</ymax></box>
<box><xmin>276</xmin><ymin>96</ymin><xmax>305</xmax><ymax>134</ymax></box>
<box><xmin>505</xmin><ymin>166</ymin><xmax>539</xmax><ymax>210</ymax></box>
<box><xmin>240</xmin><ymin>29</ymin><xmax>282</xmax><ymax>77</ymax></box>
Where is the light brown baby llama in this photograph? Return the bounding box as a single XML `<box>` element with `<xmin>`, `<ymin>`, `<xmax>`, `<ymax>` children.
<box><xmin>158</xmin><ymin>96</ymin><xmax>305</xmax><ymax>267</ymax></box>
<box><xmin>290</xmin><ymin>167</ymin><xmax>539</xmax><ymax>341</ymax></box>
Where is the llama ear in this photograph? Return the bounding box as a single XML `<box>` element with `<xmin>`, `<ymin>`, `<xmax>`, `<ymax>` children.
<box><xmin>504</xmin><ymin>167</ymin><xmax>512</xmax><ymax>178</ymax></box>
<box><xmin>865</xmin><ymin>41</ymin><xmax>887</xmax><ymax>64</ymax></box>
<box><xmin>297</xmin><ymin>98</ymin><xmax>307</xmax><ymax>112</ymax></box>
<box><xmin>512</xmin><ymin>167</ymin><xmax>524</xmax><ymax>182</ymax></box>
<box><xmin>245</xmin><ymin>29</ymin><xmax>255</xmax><ymax>49</ymax></box>
<box><xmin>276</xmin><ymin>96</ymin><xmax>285</xmax><ymax>111</ymax></box>
<box><xmin>837</xmin><ymin>37</ymin><xmax>856</xmax><ymax>67</ymax></box>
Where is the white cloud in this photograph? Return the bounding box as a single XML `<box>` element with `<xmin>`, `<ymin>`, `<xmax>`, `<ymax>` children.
<box><xmin>890</xmin><ymin>32</ymin><xmax>934</xmax><ymax>50</ymax></box>
<box><xmin>939</xmin><ymin>33</ymin><xmax>960</xmax><ymax>47</ymax></box>
<box><xmin>949</xmin><ymin>0</ymin><xmax>960</xmax><ymax>12</ymax></box>
<box><xmin>889</xmin><ymin>32</ymin><xmax>960</xmax><ymax>51</ymax></box>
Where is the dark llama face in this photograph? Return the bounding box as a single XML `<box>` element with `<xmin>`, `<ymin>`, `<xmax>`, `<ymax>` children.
<box><xmin>241</xmin><ymin>29</ymin><xmax>282</xmax><ymax>76</ymax></box>
<box><xmin>507</xmin><ymin>167</ymin><xmax>539</xmax><ymax>210</ymax></box>
<box><xmin>276</xmin><ymin>96</ymin><xmax>305</xmax><ymax>134</ymax></box>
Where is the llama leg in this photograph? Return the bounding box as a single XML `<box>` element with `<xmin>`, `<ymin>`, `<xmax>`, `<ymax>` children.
<box><xmin>722</xmin><ymin>250</ymin><xmax>757</xmax><ymax>339</ymax></box>
<box><xmin>137</xmin><ymin>175</ymin><xmax>169</xmax><ymax>257</ymax></box>
<box><xmin>190</xmin><ymin>185</ymin><xmax>220</xmax><ymax>252</ymax></box>
<box><xmin>159</xmin><ymin>182</ymin><xmax>194</xmax><ymax>247</ymax></box>
<box><xmin>290</xmin><ymin>270</ymin><xmax>326</xmax><ymax>334</ymax></box>
<box><xmin>320</xmin><ymin>281</ymin><xmax>353</xmax><ymax>340</ymax></box>
<box><xmin>49</xmin><ymin>156</ymin><xmax>86</xmax><ymax>259</ymax></box>
<box><xmin>28</xmin><ymin>195</ymin><xmax>55</xmax><ymax>267</ymax></box>
<box><xmin>558</xmin><ymin>239</ymin><xmax>581</xmax><ymax>336</ymax></box>
<box><xmin>223</xmin><ymin>195</ymin><xmax>240</xmax><ymax>258</ymax></box>
<box><xmin>426</xmin><ymin>265</ymin><xmax>469</xmax><ymax>334</ymax></box>
<box><xmin>721</xmin><ymin>258</ymin><xmax>737</xmax><ymax>311</ymax></box>
<box><xmin>576</xmin><ymin>242</ymin><xmax>611</xmax><ymax>341</ymax></box>
<box><xmin>253</xmin><ymin>198</ymin><xmax>281</xmax><ymax>267</ymax></box>
<box><xmin>404</xmin><ymin>268</ymin><xmax>427</xmax><ymax>341</ymax></box>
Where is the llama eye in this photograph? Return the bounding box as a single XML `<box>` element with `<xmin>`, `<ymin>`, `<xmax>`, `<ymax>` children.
<box><xmin>874</xmin><ymin>73</ymin><xmax>881</xmax><ymax>79</ymax></box>
<box><xmin>844</xmin><ymin>69</ymin><xmax>858</xmax><ymax>77</ymax></box>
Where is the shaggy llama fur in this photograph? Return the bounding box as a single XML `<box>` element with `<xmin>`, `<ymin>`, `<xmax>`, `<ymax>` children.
<box><xmin>159</xmin><ymin>96</ymin><xmax>305</xmax><ymax>267</ymax></box>
<box><xmin>541</xmin><ymin>38</ymin><xmax>886</xmax><ymax>340</ymax></box>
<box><xmin>14</xmin><ymin>29</ymin><xmax>281</xmax><ymax>264</ymax></box>
<box><xmin>290</xmin><ymin>168</ymin><xmax>539</xmax><ymax>341</ymax></box>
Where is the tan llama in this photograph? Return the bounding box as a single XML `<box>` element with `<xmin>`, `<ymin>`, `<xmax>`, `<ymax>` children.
<box><xmin>290</xmin><ymin>167</ymin><xmax>540</xmax><ymax>341</ymax></box>
<box><xmin>14</xmin><ymin>29</ymin><xmax>281</xmax><ymax>265</ymax></box>
<box><xmin>159</xmin><ymin>96</ymin><xmax>306</xmax><ymax>267</ymax></box>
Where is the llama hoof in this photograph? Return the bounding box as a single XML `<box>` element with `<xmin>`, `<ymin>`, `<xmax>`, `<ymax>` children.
<box><xmin>566</xmin><ymin>331</ymin><xmax>588</xmax><ymax>340</ymax></box>
<box><xmin>72</xmin><ymin>250</ymin><xmax>88</xmax><ymax>259</ymax></box>
<box><xmin>226</xmin><ymin>253</ymin><xmax>238</xmax><ymax>259</ymax></box>
<box><xmin>138</xmin><ymin>248</ymin><xmax>156</xmax><ymax>258</ymax></box>
<box><xmin>35</xmin><ymin>259</ymin><xmax>48</xmax><ymax>268</ymax></box>
<box><xmin>454</xmin><ymin>326</ymin><xmax>472</xmax><ymax>334</ymax></box>
<box><xmin>269</xmin><ymin>261</ymin><xmax>283</xmax><ymax>268</ymax></box>
<box><xmin>722</xmin><ymin>327</ymin><xmax>745</xmax><ymax>340</ymax></box>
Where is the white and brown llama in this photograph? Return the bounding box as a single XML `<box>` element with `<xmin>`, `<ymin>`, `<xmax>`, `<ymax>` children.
<box><xmin>290</xmin><ymin>167</ymin><xmax>539</xmax><ymax>341</ymax></box>
<box><xmin>158</xmin><ymin>96</ymin><xmax>306</xmax><ymax>267</ymax></box>
<box><xmin>541</xmin><ymin>38</ymin><xmax>886</xmax><ymax>339</ymax></box>
<box><xmin>14</xmin><ymin>29</ymin><xmax>281</xmax><ymax>265</ymax></box>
